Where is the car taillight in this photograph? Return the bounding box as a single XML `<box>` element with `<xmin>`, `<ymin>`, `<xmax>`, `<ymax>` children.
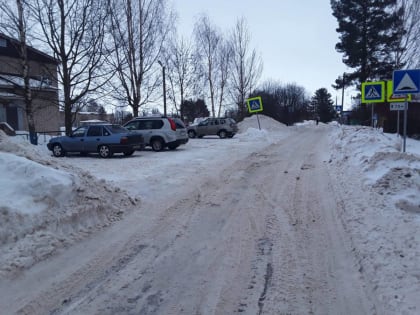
<box><xmin>168</xmin><ymin>118</ymin><xmax>176</xmax><ymax>131</ymax></box>
<box><xmin>120</xmin><ymin>136</ymin><xmax>128</xmax><ymax>144</ymax></box>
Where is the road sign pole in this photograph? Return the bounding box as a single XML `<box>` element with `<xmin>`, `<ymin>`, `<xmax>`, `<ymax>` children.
<box><xmin>371</xmin><ymin>103</ymin><xmax>374</xmax><ymax>127</ymax></box>
<box><xmin>397</xmin><ymin>110</ymin><xmax>400</xmax><ymax>137</ymax></box>
<box><xmin>256</xmin><ymin>114</ymin><xmax>261</xmax><ymax>130</ymax></box>
<box><xmin>403</xmin><ymin>95</ymin><xmax>408</xmax><ymax>153</ymax></box>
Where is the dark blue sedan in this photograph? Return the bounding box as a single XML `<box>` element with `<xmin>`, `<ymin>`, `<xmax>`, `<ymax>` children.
<box><xmin>47</xmin><ymin>124</ymin><xmax>144</xmax><ymax>158</ymax></box>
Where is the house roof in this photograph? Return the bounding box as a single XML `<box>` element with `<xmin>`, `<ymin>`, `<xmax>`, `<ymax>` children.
<box><xmin>0</xmin><ymin>33</ymin><xmax>58</xmax><ymax>65</ymax></box>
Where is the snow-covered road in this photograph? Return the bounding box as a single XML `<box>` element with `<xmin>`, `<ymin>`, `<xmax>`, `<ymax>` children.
<box><xmin>0</xmin><ymin>126</ymin><xmax>376</xmax><ymax>314</ymax></box>
<box><xmin>0</xmin><ymin>117</ymin><xmax>418</xmax><ymax>314</ymax></box>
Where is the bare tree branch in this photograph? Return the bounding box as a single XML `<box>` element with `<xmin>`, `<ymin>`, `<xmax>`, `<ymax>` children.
<box><xmin>106</xmin><ymin>0</ymin><xmax>175</xmax><ymax>117</ymax></box>
<box><xmin>31</xmin><ymin>0</ymin><xmax>110</xmax><ymax>134</ymax></box>
<box><xmin>229</xmin><ymin>17</ymin><xmax>263</xmax><ymax>119</ymax></box>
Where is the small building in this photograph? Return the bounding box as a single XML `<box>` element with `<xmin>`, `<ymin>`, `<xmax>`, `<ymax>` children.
<box><xmin>0</xmin><ymin>33</ymin><xmax>59</xmax><ymax>132</ymax></box>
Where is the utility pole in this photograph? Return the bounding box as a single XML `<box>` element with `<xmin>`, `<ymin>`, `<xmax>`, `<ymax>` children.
<box><xmin>158</xmin><ymin>61</ymin><xmax>167</xmax><ymax>116</ymax></box>
<box><xmin>341</xmin><ymin>73</ymin><xmax>345</xmax><ymax>110</ymax></box>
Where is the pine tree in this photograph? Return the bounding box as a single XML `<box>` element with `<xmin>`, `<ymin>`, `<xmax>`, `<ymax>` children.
<box><xmin>181</xmin><ymin>99</ymin><xmax>210</xmax><ymax>123</ymax></box>
<box><xmin>331</xmin><ymin>0</ymin><xmax>405</xmax><ymax>88</ymax></box>
<box><xmin>312</xmin><ymin>88</ymin><xmax>336</xmax><ymax>123</ymax></box>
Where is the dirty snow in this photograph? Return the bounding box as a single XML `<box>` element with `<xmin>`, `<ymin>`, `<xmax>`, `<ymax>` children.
<box><xmin>0</xmin><ymin>115</ymin><xmax>419</xmax><ymax>314</ymax></box>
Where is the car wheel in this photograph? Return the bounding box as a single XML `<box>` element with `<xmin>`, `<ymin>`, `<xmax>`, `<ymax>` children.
<box><xmin>98</xmin><ymin>145</ymin><xmax>112</xmax><ymax>158</ymax></box>
<box><xmin>151</xmin><ymin>138</ymin><xmax>164</xmax><ymax>151</ymax></box>
<box><xmin>52</xmin><ymin>144</ymin><xmax>65</xmax><ymax>157</ymax></box>
<box><xmin>124</xmin><ymin>150</ymin><xmax>135</xmax><ymax>156</ymax></box>
<box><xmin>218</xmin><ymin>130</ymin><xmax>227</xmax><ymax>139</ymax></box>
<box><xmin>188</xmin><ymin>130</ymin><xmax>196</xmax><ymax>138</ymax></box>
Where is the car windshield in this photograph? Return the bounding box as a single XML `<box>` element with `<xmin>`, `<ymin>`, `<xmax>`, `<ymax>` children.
<box><xmin>108</xmin><ymin>125</ymin><xmax>129</xmax><ymax>134</ymax></box>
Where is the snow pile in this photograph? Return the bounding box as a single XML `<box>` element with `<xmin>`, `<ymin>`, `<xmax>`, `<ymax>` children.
<box><xmin>0</xmin><ymin>152</ymin><xmax>75</xmax><ymax>215</ymax></box>
<box><xmin>0</xmin><ymin>131</ymin><xmax>50</xmax><ymax>163</ymax></box>
<box><xmin>329</xmin><ymin>125</ymin><xmax>420</xmax><ymax>211</ymax></box>
<box><xmin>0</xmin><ymin>131</ymin><xmax>139</xmax><ymax>277</ymax></box>
<box><xmin>328</xmin><ymin>125</ymin><xmax>420</xmax><ymax>315</ymax></box>
<box><xmin>237</xmin><ymin>114</ymin><xmax>288</xmax><ymax>133</ymax></box>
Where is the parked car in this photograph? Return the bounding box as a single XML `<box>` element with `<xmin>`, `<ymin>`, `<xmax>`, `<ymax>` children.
<box><xmin>173</xmin><ymin>117</ymin><xmax>189</xmax><ymax>145</ymax></box>
<box><xmin>47</xmin><ymin>124</ymin><xmax>143</xmax><ymax>158</ymax></box>
<box><xmin>123</xmin><ymin>116</ymin><xmax>188</xmax><ymax>151</ymax></box>
<box><xmin>187</xmin><ymin>117</ymin><xmax>238</xmax><ymax>139</ymax></box>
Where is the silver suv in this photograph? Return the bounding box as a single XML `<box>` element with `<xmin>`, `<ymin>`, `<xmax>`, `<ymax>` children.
<box><xmin>187</xmin><ymin>117</ymin><xmax>238</xmax><ymax>139</ymax></box>
<box><xmin>124</xmin><ymin>116</ymin><xmax>188</xmax><ymax>151</ymax></box>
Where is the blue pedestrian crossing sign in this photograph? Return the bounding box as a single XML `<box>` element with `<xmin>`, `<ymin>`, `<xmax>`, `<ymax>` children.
<box><xmin>361</xmin><ymin>81</ymin><xmax>385</xmax><ymax>103</ymax></box>
<box><xmin>393</xmin><ymin>69</ymin><xmax>420</xmax><ymax>94</ymax></box>
<box><xmin>246</xmin><ymin>96</ymin><xmax>263</xmax><ymax>113</ymax></box>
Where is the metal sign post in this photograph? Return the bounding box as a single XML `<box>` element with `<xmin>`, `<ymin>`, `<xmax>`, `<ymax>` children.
<box><xmin>397</xmin><ymin>110</ymin><xmax>400</xmax><ymax>137</ymax></box>
<box><xmin>371</xmin><ymin>103</ymin><xmax>375</xmax><ymax>127</ymax></box>
<box><xmin>256</xmin><ymin>114</ymin><xmax>261</xmax><ymax>130</ymax></box>
<box><xmin>403</xmin><ymin>95</ymin><xmax>408</xmax><ymax>153</ymax></box>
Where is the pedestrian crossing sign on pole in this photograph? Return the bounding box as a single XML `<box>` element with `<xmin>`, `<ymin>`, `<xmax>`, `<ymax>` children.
<box><xmin>361</xmin><ymin>81</ymin><xmax>385</xmax><ymax>103</ymax></box>
<box><xmin>246</xmin><ymin>96</ymin><xmax>263</xmax><ymax>113</ymax></box>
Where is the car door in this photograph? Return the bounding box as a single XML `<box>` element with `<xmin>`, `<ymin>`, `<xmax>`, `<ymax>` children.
<box><xmin>139</xmin><ymin>120</ymin><xmax>154</xmax><ymax>144</ymax></box>
<box><xmin>197</xmin><ymin>119</ymin><xmax>210</xmax><ymax>135</ymax></box>
<box><xmin>210</xmin><ymin>119</ymin><xmax>220</xmax><ymax>135</ymax></box>
<box><xmin>84</xmin><ymin>125</ymin><xmax>104</xmax><ymax>152</ymax></box>
<box><xmin>63</xmin><ymin>126</ymin><xmax>88</xmax><ymax>152</ymax></box>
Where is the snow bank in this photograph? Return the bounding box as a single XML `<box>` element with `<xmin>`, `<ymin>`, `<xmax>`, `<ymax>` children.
<box><xmin>0</xmin><ymin>131</ymin><xmax>139</xmax><ymax>277</ymax></box>
<box><xmin>328</xmin><ymin>125</ymin><xmax>420</xmax><ymax>315</ymax></box>
<box><xmin>329</xmin><ymin>125</ymin><xmax>420</xmax><ymax>211</ymax></box>
<box><xmin>0</xmin><ymin>152</ymin><xmax>75</xmax><ymax>215</ymax></box>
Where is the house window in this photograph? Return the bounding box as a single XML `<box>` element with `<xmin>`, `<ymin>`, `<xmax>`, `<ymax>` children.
<box><xmin>0</xmin><ymin>38</ymin><xmax>7</xmax><ymax>47</ymax></box>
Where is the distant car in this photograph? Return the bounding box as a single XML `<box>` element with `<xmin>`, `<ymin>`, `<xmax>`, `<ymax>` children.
<box><xmin>124</xmin><ymin>116</ymin><xmax>188</xmax><ymax>151</ymax></box>
<box><xmin>187</xmin><ymin>117</ymin><xmax>238</xmax><ymax>139</ymax></box>
<box><xmin>47</xmin><ymin>124</ymin><xmax>144</xmax><ymax>158</ymax></box>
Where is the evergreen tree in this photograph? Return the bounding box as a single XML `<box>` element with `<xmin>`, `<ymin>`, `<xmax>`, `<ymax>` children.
<box><xmin>180</xmin><ymin>99</ymin><xmax>210</xmax><ymax>123</ymax></box>
<box><xmin>331</xmin><ymin>0</ymin><xmax>405</xmax><ymax>88</ymax></box>
<box><xmin>311</xmin><ymin>88</ymin><xmax>336</xmax><ymax>123</ymax></box>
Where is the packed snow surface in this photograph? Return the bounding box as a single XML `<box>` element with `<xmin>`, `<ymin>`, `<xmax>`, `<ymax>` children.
<box><xmin>0</xmin><ymin>115</ymin><xmax>418</xmax><ymax>315</ymax></box>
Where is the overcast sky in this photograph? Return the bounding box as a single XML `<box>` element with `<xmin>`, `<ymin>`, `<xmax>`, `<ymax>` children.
<box><xmin>174</xmin><ymin>0</ymin><xmax>355</xmax><ymax>109</ymax></box>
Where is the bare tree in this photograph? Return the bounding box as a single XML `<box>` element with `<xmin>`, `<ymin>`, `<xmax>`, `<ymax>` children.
<box><xmin>107</xmin><ymin>0</ymin><xmax>174</xmax><ymax>117</ymax></box>
<box><xmin>216</xmin><ymin>39</ymin><xmax>232</xmax><ymax>118</ymax></box>
<box><xmin>164</xmin><ymin>35</ymin><xmax>197</xmax><ymax>118</ymax></box>
<box><xmin>395</xmin><ymin>0</ymin><xmax>420</xmax><ymax>68</ymax></box>
<box><xmin>31</xmin><ymin>0</ymin><xmax>109</xmax><ymax>135</ymax></box>
<box><xmin>229</xmin><ymin>17</ymin><xmax>263</xmax><ymax>119</ymax></box>
<box><xmin>258</xmin><ymin>80</ymin><xmax>310</xmax><ymax>125</ymax></box>
<box><xmin>194</xmin><ymin>15</ymin><xmax>222</xmax><ymax>118</ymax></box>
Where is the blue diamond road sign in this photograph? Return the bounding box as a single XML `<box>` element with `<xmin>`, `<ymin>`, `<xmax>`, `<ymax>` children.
<box><xmin>246</xmin><ymin>97</ymin><xmax>263</xmax><ymax>113</ymax></box>
<box><xmin>361</xmin><ymin>81</ymin><xmax>385</xmax><ymax>103</ymax></box>
<box><xmin>393</xmin><ymin>69</ymin><xmax>420</xmax><ymax>94</ymax></box>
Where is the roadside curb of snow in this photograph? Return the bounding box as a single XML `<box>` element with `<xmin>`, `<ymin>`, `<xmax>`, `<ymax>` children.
<box><xmin>0</xmin><ymin>163</ymin><xmax>140</xmax><ymax>279</ymax></box>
